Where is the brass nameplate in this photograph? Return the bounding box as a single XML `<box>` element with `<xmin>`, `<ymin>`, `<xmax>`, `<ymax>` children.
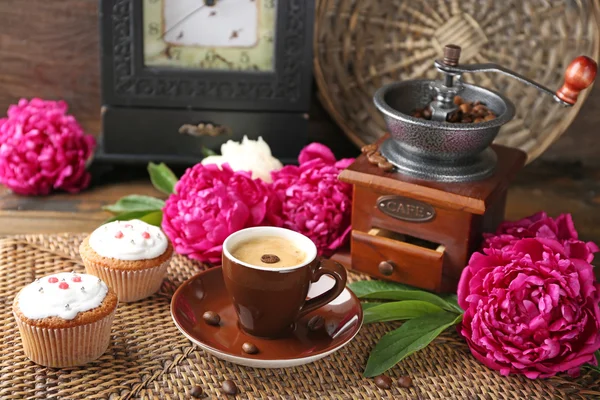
<box><xmin>376</xmin><ymin>195</ymin><xmax>435</xmax><ymax>222</ymax></box>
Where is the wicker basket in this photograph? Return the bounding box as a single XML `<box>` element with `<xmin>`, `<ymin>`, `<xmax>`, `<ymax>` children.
<box><xmin>314</xmin><ymin>0</ymin><xmax>600</xmax><ymax>163</ymax></box>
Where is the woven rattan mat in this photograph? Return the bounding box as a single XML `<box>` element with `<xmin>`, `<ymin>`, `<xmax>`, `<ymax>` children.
<box><xmin>1</xmin><ymin>234</ymin><xmax>598</xmax><ymax>400</ymax></box>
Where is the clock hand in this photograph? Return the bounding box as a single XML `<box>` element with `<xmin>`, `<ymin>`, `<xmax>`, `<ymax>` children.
<box><xmin>214</xmin><ymin>54</ymin><xmax>234</xmax><ymax>68</ymax></box>
<box><xmin>161</xmin><ymin>1</ymin><xmax>222</xmax><ymax>39</ymax></box>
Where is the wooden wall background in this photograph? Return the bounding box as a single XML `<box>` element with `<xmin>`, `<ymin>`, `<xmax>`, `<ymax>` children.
<box><xmin>0</xmin><ymin>0</ymin><xmax>598</xmax><ymax>164</ymax></box>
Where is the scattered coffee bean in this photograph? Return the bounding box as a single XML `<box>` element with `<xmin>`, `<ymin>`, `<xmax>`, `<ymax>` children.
<box><xmin>261</xmin><ymin>254</ymin><xmax>280</xmax><ymax>264</ymax></box>
<box><xmin>378</xmin><ymin>161</ymin><xmax>394</xmax><ymax>172</ymax></box>
<box><xmin>242</xmin><ymin>342</ymin><xmax>258</xmax><ymax>354</ymax></box>
<box><xmin>364</xmin><ymin>149</ymin><xmax>394</xmax><ymax>172</ymax></box>
<box><xmin>361</xmin><ymin>144</ymin><xmax>378</xmax><ymax>154</ymax></box>
<box><xmin>412</xmin><ymin>96</ymin><xmax>496</xmax><ymax>123</ymax></box>
<box><xmin>202</xmin><ymin>311</ymin><xmax>220</xmax><ymax>326</ymax></box>
<box><xmin>190</xmin><ymin>385</ymin><xmax>203</xmax><ymax>398</ymax></box>
<box><xmin>374</xmin><ymin>374</ymin><xmax>392</xmax><ymax>390</ymax></box>
<box><xmin>421</xmin><ymin>107</ymin><xmax>432</xmax><ymax>119</ymax></box>
<box><xmin>397</xmin><ymin>375</ymin><xmax>413</xmax><ymax>388</ymax></box>
<box><xmin>307</xmin><ymin>315</ymin><xmax>325</xmax><ymax>331</ymax></box>
<box><xmin>473</xmin><ymin>103</ymin><xmax>488</xmax><ymax>114</ymax></box>
<box><xmin>367</xmin><ymin>152</ymin><xmax>386</xmax><ymax>165</ymax></box>
<box><xmin>446</xmin><ymin>110</ymin><xmax>461</xmax><ymax>122</ymax></box>
<box><xmin>459</xmin><ymin>103</ymin><xmax>471</xmax><ymax>114</ymax></box>
<box><xmin>221</xmin><ymin>380</ymin><xmax>238</xmax><ymax>395</ymax></box>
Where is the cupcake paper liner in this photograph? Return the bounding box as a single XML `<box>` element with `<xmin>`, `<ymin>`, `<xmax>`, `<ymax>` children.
<box><xmin>14</xmin><ymin>308</ymin><xmax>116</xmax><ymax>368</ymax></box>
<box><xmin>82</xmin><ymin>258</ymin><xmax>171</xmax><ymax>302</ymax></box>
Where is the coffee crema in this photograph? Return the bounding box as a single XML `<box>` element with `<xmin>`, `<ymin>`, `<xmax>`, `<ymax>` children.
<box><xmin>231</xmin><ymin>236</ymin><xmax>306</xmax><ymax>268</ymax></box>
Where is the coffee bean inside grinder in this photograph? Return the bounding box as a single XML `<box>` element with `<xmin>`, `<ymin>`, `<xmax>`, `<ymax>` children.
<box><xmin>412</xmin><ymin>96</ymin><xmax>496</xmax><ymax>123</ymax></box>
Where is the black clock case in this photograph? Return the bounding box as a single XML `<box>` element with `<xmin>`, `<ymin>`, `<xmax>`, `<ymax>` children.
<box><xmin>99</xmin><ymin>0</ymin><xmax>315</xmax><ymax>165</ymax></box>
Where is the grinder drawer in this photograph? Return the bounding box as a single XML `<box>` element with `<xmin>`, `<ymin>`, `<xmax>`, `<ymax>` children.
<box><xmin>350</xmin><ymin>229</ymin><xmax>444</xmax><ymax>292</ymax></box>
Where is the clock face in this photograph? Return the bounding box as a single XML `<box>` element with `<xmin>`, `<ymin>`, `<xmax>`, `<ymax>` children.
<box><xmin>143</xmin><ymin>0</ymin><xmax>277</xmax><ymax>71</ymax></box>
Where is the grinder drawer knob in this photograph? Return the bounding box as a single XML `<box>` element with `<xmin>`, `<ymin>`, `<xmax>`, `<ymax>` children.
<box><xmin>378</xmin><ymin>261</ymin><xmax>396</xmax><ymax>276</ymax></box>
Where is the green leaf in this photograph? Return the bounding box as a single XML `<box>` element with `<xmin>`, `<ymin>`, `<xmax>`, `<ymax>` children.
<box><xmin>361</xmin><ymin>302</ymin><xmax>382</xmax><ymax>311</ymax></box>
<box><xmin>584</xmin><ymin>351</ymin><xmax>600</xmax><ymax>374</ymax></box>
<box><xmin>363</xmin><ymin>300</ymin><xmax>445</xmax><ymax>324</ymax></box>
<box><xmin>363</xmin><ymin>311</ymin><xmax>463</xmax><ymax>377</ymax></box>
<box><xmin>442</xmin><ymin>293</ymin><xmax>464</xmax><ymax>314</ymax></box>
<box><xmin>102</xmin><ymin>195</ymin><xmax>165</xmax><ymax>214</ymax></box>
<box><xmin>584</xmin><ymin>364</ymin><xmax>600</xmax><ymax>374</ymax></box>
<box><xmin>201</xmin><ymin>146</ymin><xmax>217</xmax><ymax>157</ymax></box>
<box><xmin>138</xmin><ymin>210</ymin><xmax>163</xmax><ymax>227</ymax></box>
<box><xmin>148</xmin><ymin>162</ymin><xmax>178</xmax><ymax>195</ymax></box>
<box><xmin>103</xmin><ymin>210</ymin><xmax>157</xmax><ymax>224</ymax></box>
<box><xmin>348</xmin><ymin>281</ymin><xmax>459</xmax><ymax>313</ymax></box>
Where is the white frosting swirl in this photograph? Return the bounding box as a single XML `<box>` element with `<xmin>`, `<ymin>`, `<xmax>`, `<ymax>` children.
<box><xmin>89</xmin><ymin>219</ymin><xmax>168</xmax><ymax>261</ymax></box>
<box><xmin>18</xmin><ymin>272</ymin><xmax>109</xmax><ymax>320</ymax></box>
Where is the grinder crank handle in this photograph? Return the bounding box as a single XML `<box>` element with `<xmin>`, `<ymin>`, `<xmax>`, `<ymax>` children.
<box><xmin>436</xmin><ymin>51</ymin><xmax>597</xmax><ymax>107</ymax></box>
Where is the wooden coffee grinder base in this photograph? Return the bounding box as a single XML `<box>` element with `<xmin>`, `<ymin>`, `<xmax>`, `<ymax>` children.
<box><xmin>338</xmin><ymin>135</ymin><xmax>526</xmax><ymax>293</ymax></box>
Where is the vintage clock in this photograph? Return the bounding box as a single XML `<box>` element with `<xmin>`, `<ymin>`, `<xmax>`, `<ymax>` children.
<box><xmin>99</xmin><ymin>0</ymin><xmax>315</xmax><ymax>164</ymax></box>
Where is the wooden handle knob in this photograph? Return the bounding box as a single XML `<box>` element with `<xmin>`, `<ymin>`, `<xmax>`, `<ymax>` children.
<box><xmin>555</xmin><ymin>56</ymin><xmax>597</xmax><ymax>105</ymax></box>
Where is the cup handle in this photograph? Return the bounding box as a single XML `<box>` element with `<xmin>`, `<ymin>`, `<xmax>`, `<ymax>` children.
<box><xmin>298</xmin><ymin>258</ymin><xmax>347</xmax><ymax>319</ymax></box>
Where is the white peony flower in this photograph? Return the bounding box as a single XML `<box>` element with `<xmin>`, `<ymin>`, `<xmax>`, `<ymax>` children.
<box><xmin>201</xmin><ymin>136</ymin><xmax>283</xmax><ymax>183</ymax></box>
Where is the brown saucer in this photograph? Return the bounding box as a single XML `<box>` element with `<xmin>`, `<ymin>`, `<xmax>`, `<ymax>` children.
<box><xmin>171</xmin><ymin>267</ymin><xmax>363</xmax><ymax>368</ymax></box>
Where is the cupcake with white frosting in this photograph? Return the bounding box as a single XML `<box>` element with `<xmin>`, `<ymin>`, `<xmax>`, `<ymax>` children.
<box><xmin>79</xmin><ymin>219</ymin><xmax>173</xmax><ymax>302</ymax></box>
<box><xmin>12</xmin><ymin>272</ymin><xmax>118</xmax><ymax>367</ymax></box>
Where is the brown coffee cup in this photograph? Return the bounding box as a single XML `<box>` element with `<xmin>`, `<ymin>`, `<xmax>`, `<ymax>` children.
<box><xmin>222</xmin><ymin>227</ymin><xmax>347</xmax><ymax>338</ymax></box>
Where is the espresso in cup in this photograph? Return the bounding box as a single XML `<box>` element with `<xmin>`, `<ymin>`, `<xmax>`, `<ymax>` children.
<box><xmin>230</xmin><ymin>236</ymin><xmax>306</xmax><ymax>268</ymax></box>
<box><xmin>222</xmin><ymin>227</ymin><xmax>347</xmax><ymax>338</ymax></box>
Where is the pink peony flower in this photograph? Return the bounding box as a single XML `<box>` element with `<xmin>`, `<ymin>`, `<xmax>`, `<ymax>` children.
<box><xmin>161</xmin><ymin>163</ymin><xmax>281</xmax><ymax>264</ymax></box>
<box><xmin>483</xmin><ymin>212</ymin><xmax>598</xmax><ymax>263</ymax></box>
<box><xmin>0</xmin><ymin>98</ymin><xmax>95</xmax><ymax>195</ymax></box>
<box><xmin>271</xmin><ymin>143</ymin><xmax>354</xmax><ymax>256</ymax></box>
<box><xmin>458</xmin><ymin>237</ymin><xmax>600</xmax><ymax>379</ymax></box>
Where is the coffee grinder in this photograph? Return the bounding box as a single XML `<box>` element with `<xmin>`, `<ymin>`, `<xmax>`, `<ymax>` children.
<box><xmin>338</xmin><ymin>45</ymin><xmax>597</xmax><ymax>293</ymax></box>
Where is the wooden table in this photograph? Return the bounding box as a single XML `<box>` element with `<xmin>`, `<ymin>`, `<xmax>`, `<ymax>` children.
<box><xmin>1</xmin><ymin>159</ymin><xmax>598</xmax><ymax>244</ymax></box>
<box><xmin>2</xmin><ymin>156</ymin><xmax>599</xmax><ymax>282</ymax></box>
<box><xmin>0</xmin><ymin>165</ymin><xmax>162</xmax><ymax>235</ymax></box>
